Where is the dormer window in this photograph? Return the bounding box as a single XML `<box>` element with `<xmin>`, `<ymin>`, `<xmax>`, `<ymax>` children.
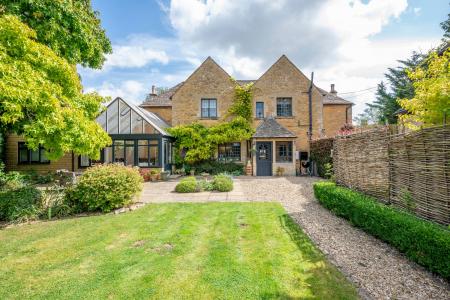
<box><xmin>201</xmin><ymin>98</ymin><xmax>217</xmax><ymax>118</ymax></box>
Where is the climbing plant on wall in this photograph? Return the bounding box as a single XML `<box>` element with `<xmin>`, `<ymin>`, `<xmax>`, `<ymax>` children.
<box><xmin>227</xmin><ymin>80</ymin><xmax>253</xmax><ymax>122</ymax></box>
<box><xmin>168</xmin><ymin>81</ymin><xmax>254</xmax><ymax>164</ymax></box>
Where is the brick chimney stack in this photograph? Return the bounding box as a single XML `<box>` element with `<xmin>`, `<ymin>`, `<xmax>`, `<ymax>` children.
<box><xmin>330</xmin><ymin>84</ymin><xmax>337</xmax><ymax>95</ymax></box>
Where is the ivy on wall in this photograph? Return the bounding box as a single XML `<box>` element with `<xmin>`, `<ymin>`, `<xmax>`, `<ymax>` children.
<box><xmin>168</xmin><ymin>81</ymin><xmax>254</xmax><ymax>164</ymax></box>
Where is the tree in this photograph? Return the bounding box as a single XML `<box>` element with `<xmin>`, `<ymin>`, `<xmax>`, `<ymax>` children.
<box><xmin>440</xmin><ymin>13</ymin><xmax>449</xmax><ymax>41</ymax></box>
<box><xmin>0</xmin><ymin>15</ymin><xmax>111</xmax><ymax>159</ymax></box>
<box><xmin>0</xmin><ymin>0</ymin><xmax>112</xmax><ymax>68</ymax></box>
<box><xmin>398</xmin><ymin>49</ymin><xmax>449</xmax><ymax>128</ymax></box>
<box><xmin>365</xmin><ymin>52</ymin><xmax>425</xmax><ymax>124</ymax></box>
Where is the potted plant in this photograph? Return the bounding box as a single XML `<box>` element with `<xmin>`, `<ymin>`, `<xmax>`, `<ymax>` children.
<box><xmin>150</xmin><ymin>169</ymin><xmax>159</xmax><ymax>181</ymax></box>
<box><xmin>276</xmin><ymin>167</ymin><xmax>285</xmax><ymax>176</ymax></box>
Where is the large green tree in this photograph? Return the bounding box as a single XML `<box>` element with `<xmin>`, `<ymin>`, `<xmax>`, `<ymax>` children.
<box><xmin>367</xmin><ymin>52</ymin><xmax>424</xmax><ymax>124</ymax></box>
<box><xmin>0</xmin><ymin>15</ymin><xmax>111</xmax><ymax>159</ymax></box>
<box><xmin>0</xmin><ymin>0</ymin><xmax>112</xmax><ymax>68</ymax></box>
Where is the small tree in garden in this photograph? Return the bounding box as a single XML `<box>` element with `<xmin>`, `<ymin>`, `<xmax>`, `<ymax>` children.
<box><xmin>398</xmin><ymin>49</ymin><xmax>449</xmax><ymax>128</ymax></box>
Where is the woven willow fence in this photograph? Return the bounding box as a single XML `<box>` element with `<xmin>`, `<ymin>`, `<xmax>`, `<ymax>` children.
<box><xmin>389</xmin><ymin>126</ymin><xmax>450</xmax><ymax>225</ymax></box>
<box><xmin>333</xmin><ymin>125</ymin><xmax>450</xmax><ymax>225</ymax></box>
<box><xmin>334</xmin><ymin>127</ymin><xmax>391</xmax><ymax>202</ymax></box>
<box><xmin>310</xmin><ymin>138</ymin><xmax>334</xmax><ymax>177</ymax></box>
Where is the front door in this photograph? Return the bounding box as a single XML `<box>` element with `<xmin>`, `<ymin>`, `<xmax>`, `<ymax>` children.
<box><xmin>256</xmin><ymin>142</ymin><xmax>272</xmax><ymax>176</ymax></box>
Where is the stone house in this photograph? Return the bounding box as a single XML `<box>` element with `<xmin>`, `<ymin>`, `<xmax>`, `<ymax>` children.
<box><xmin>4</xmin><ymin>55</ymin><xmax>352</xmax><ymax>176</ymax></box>
<box><xmin>141</xmin><ymin>55</ymin><xmax>353</xmax><ymax>176</ymax></box>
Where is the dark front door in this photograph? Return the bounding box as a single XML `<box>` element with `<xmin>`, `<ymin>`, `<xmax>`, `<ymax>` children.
<box><xmin>256</xmin><ymin>142</ymin><xmax>272</xmax><ymax>176</ymax></box>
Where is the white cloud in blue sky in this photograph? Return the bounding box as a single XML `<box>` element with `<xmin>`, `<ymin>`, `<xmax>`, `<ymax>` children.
<box><xmin>79</xmin><ymin>0</ymin><xmax>448</xmax><ymax>116</ymax></box>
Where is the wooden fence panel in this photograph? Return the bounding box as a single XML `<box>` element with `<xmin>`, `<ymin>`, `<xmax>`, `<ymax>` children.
<box><xmin>389</xmin><ymin>126</ymin><xmax>450</xmax><ymax>224</ymax></box>
<box><xmin>333</xmin><ymin>127</ymin><xmax>390</xmax><ymax>202</ymax></box>
<box><xmin>331</xmin><ymin>125</ymin><xmax>449</xmax><ymax>225</ymax></box>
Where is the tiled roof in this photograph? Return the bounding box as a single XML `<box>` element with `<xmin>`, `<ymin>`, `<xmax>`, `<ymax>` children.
<box><xmin>140</xmin><ymin>82</ymin><xmax>184</xmax><ymax>107</ymax></box>
<box><xmin>140</xmin><ymin>81</ymin><xmax>352</xmax><ymax>107</ymax></box>
<box><xmin>253</xmin><ymin>117</ymin><xmax>297</xmax><ymax>138</ymax></box>
<box><xmin>140</xmin><ymin>80</ymin><xmax>256</xmax><ymax>107</ymax></box>
<box><xmin>316</xmin><ymin>86</ymin><xmax>353</xmax><ymax>105</ymax></box>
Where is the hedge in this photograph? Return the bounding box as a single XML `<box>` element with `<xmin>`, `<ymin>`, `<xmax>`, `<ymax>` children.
<box><xmin>313</xmin><ymin>181</ymin><xmax>450</xmax><ymax>280</ymax></box>
<box><xmin>66</xmin><ymin>164</ymin><xmax>143</xmax><ymax>212</ymax></box>
<box><xmin>185</xmin><ymin>160</ymin><xmax>244</xmax><ymax>175</ymax></box>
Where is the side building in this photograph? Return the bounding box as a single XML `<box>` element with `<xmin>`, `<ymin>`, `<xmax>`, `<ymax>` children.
<box><xmin>5</xmin><ymin>98</ymin><xmax>173</xmax><ymax>173</ymax></box>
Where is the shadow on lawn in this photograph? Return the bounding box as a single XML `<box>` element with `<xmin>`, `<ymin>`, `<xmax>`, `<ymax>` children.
<box><xmin>279</xmin><ymin>214</ymin><xmax>323</xmax><ymax>264</ymax></box>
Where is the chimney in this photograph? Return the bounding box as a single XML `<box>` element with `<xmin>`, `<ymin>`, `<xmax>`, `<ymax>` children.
<box><xmin>330</xmin><ymin>84</ymin><xmax>337</xmax><ymax>95</ymax></box>
<box><xmin>151</xmin><ymin>85</ymin><xmax>157</xmax><ymax>96</ymax></box>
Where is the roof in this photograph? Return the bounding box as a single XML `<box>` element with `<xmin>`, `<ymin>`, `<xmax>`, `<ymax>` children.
<box><xmin>140</xmin><ymin>79</ymin><xmax>256</xmax><ymax>108</ymax></box>
<box><xmin>140</xmin><ymin>82</ymin><xmax>184</xmax><ymax>107</ymax></box>
<box><xmin>110</xmin><ymin>97</ymin><xmax>171</xmax><ymax>136</ymax></box>
<box><xmin>253</xmin><ymin>117</ymin><xmax>297</xmax><ymax>138</ymax></box>
<box><xmin>316</xmin><ymin>86</ymin><xmax>353</xmax><ymax>105</ymax></box>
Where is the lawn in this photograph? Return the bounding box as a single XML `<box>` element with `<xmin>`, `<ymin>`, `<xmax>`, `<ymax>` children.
<box><xmin>0</xmin><ymin>202</ymin><xmax>358</xmax><ymax>299</ymax></box>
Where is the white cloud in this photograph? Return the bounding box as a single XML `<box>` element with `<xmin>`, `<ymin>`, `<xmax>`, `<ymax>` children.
<box><xmin>83</xmin><ymin>0</ymin><xmax>442</xmax><ymax>116</ymax></box>
<box><xmin>86</xmin><ymin>80</ymin><xmax>145</xmax><ymax>103</ymax></box>
<box><xmin>162</xmin><ymin>0</ymin><xmax>441</xmax><ymax>116</ymax></box>
<box><xmin>104</xmin><ymin>47</ymin><xmax>169</xmax><ymax>68</ymax></box>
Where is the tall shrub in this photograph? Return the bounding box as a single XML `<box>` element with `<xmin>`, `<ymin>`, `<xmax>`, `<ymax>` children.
<box><xmin>67</xmin><ymin>164</ymin><xmax>143</xmax><ymax>212</ymax></box>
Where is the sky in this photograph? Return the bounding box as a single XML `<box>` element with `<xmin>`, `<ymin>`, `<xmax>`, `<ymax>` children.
<box><xmin>79</xmin><ymin>0</ymin><xmax>449</xmax><ymax>117</ymax></box>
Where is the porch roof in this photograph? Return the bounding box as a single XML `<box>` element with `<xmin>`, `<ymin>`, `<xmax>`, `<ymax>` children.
<box><xmin>253</xmin><ymin>117</ymin><xmax>297</xmax><ymax>138</ymax></box>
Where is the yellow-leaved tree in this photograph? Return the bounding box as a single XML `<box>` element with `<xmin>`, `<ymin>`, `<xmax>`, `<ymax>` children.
<box><xmin>398</xmin><ymin>49</ymin><xmax>450</xmax><ymax>128</ymax></box>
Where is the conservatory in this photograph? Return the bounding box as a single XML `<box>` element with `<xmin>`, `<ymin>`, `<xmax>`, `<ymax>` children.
<box><xmin>87</xmin><ymin>97</ymin><xmax>174</xmax><ymax>171</ymax></box>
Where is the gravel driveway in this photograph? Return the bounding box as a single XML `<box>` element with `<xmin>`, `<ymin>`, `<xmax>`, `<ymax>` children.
<box><xmin>141</xmin><ymin>176</ymin><xmax>450</xmax><ymax>299</ymax></box>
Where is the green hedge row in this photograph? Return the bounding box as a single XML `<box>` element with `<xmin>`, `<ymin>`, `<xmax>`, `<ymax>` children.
<box><xmin>313</xmin><ymin>181</ymin><xmax>450</xmax><ymax>280</ymax></box>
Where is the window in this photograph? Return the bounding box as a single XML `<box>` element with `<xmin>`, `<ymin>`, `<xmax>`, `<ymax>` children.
<box><xmin>276</xmin><ymin>97</ymin><xmax>292</xmax><ymax>117</ymax></box>
<box><xmin>113</xmin><ymin>140</ymin><xmax>125</xmax><ymax>163</ymax></box>
<box><xmin>276</xmin><ymin>141</ymin><xmax>293</xmax><ymax>162</ymax></box>
<box><xmin>79</xmin><ymin>155</ymin><xmax>90</xmax><ymax>167</ymax></box>
<box><xmin>137</xmin><ymin>140</ymin><xmax>159</xmax><ymax>167</ymax></box>
<box><xmin>218</xmin><ymin>142</ymin><xmax>241</xmax><ymax>161</ymax></box>
<box><xmin>201</xmin><ymin>98</ymin><xmax>217</xmax><ymax>118</ymax></box>
<box><xmin>18</xmin><ymin>142</ymin><xmax>50</xmax><ymax>164</ymax></box>
<box><xmin>256</xmin><ymin>102</ymin><xmax>264</xmax><ymax>118</ymax></box>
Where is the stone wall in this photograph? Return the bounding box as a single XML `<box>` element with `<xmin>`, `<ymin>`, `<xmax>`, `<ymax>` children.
<box><xmin>142</xmin><ymin>106</ymin><xmax>172</xmax><ymax>125</ymax></box>
<box><xmin>171</xmin><ymin>57</ymin><xmax>235</xmax><ymax>127</ymax></box>
<box><xmin>251</xmin><ymin>56</ymin><xmax>323</xmax><ymax>153</ymax></box>
<box><xmin>5</xmin><ymin>134</ymin><xmax>81</xmax><ymax>173</ymax></box>
<box><xmin>323</xmin><ymin>104</ymin><xmax>351</xmax><ymax>137</ymax></box>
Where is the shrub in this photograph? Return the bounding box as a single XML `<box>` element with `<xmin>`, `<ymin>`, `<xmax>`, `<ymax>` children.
<box><xmin>41</xmin><ymin>186</ymin><xmax>74</xmax><ymax>219</ymax></box>
<box><xmin>213</xmin><ymin>174</ymin><xmax>233</xmax><ymax>192</ymax></box>
<box><xmin>185</xmin><ymin>160</ymin><xmax>244</xmax><ymax>176</ymax></box>
<box><xmin>313</xmin><ymin>181</ymin><xmax>450</xmax><ymax>280</ymax></box>
<box><xmin>0</xmin><ymin>186</ymin><xmax>42</xmax><ymax>222</ymax></box>
<box><xmin>66</xmin><ymin>164</ymin><xmax>143</xmax><ymax>212</ymax></box>
<box><xmin>198</xmin><ymin>179</ymin><xmax>214</xmax><ymax>191</ymax></box>
<box><xmin>175</xmin><ymin>177</ymin><xmax>198</xmax><ymax>193</ymax></box>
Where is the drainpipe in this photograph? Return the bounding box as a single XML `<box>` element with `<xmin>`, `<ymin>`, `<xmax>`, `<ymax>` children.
<box><xmin>71</xmin><ymin>151</ymin><xmax>75</xmax><ymax>171</ymax></box>
<box><xmin>308</xmin><ymin>72</ymin><xmax>314</xmax><ymax>141</ymax></box>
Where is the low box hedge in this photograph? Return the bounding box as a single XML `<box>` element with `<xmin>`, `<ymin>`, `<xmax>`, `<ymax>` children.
<box><xmin>313</xmin><ymin>181</ymin><xmax>450</xmax><ymax>280</ymax></box>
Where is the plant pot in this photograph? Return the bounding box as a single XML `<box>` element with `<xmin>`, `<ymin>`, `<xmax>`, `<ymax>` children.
<box><xmin>160</xmin><ymin>171</ymin><xmax>170</xmax><ymax>181</ymax></box>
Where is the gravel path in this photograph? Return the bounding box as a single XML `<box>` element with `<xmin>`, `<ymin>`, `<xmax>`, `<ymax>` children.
<box><xmin>238</xmin><ymin>176</ymin><xmax>450</xmax><ymax>300</ymax></box>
